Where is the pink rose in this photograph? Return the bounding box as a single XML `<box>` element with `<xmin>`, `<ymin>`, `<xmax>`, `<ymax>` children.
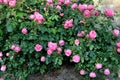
<box><xmin>40</xmin><ymin>56</ymin><xmax>46</xmax><ymax>62</ymax></box>
<box><xmin>6</xmin><ymin>53</ymin><xmax>10</xmax><ymax>57</ymax></box>
<box><xmin>60</xmin><ymin>13</ymin><xmax>64</xmax><ymax>17</ymax></box>
<box><xmin>47</xmin><ymin>0</ymin><xmax>52</xmax><ymax>4</ymax></box>
<box><xmin>34</xmin><ymin>44</ymin><xmax>43</xmax><ymax>52</ymax></box>
<box><xmin>113</xmin><ymin>29</ymin><xmax>119</xmax><ymax>36</ymax></box>
<box><xmin>56</xmin><ymin>5</ymin><xmax>61</xmax><ymax>10</ymax></box>
<box><xmin>1</xmin><ymin>65</ymin><xmax>6</xmax><ymax>72</ymax></box>
<box><xmin>83</xmin><ymin>10</ymin><xmax>91</xmax><ymax>18</ymax></box>
<box><xmin>116</xmin><ymin>42</ymin><xmax>120</xmax><ymax>48</ymax></box>
<box><xmin>48</xmin><ymin>42</ymin><xmax>57</xmax><ymax>51</ymax></box>
<box><xmin>105</xmin><ymin>78</ymin><xmax>109</xmax><ymax>80</ymax></box>
<box><xmin>117</xmin><ymin>48</ymin><xmax>120</xmax><ymax>53</ymax></box>
<box><xmin>44</xmin><ymin>7</ymin><xmax>47</xmax><ymax>11</ymax></box>
<box><xmin>47</xmin><ymin>48</ymin><xmax>53</xmax><ymax>55</ymax></box>
<box><xmin>74</xmin><ymin>39</ymin><xmax>80</xmax><ymax>46</ymax></box>
<box><xmin>93</xmin><ymin>10</ymin><xmax>99</xmax><ymax>16</ymax></box>
<box><xmin>0</xmin><ymin>58</ymin><xmax>2</xmax><ymax>60</ymax></box>
<box><xmin>34</xmin><ymin>12</ymin><xmax>45</xmax><ymax>23</ymax></box>
<box><xmin>72</xmin><ymin>55</ymin><xmax>80</xmax><ymax>63</ymax></box>
<box><xmin>87</xmin><ymin>5</ymin><xmax>94</xmax><ymax>11</ymax></box>
<box><xmin>59</xmin><ymin>0</ymin><xmax>64</xmax><ymax>3</ymax></box>
<box><xmin>89</xmin><ymin>30</ymin><xmax>97</xmax><ymax>40</ymax></box>
<box><xmin>104</xmin><ymin>9</ymin><xmax>114</xmax><ymax>17</ymax></box>
<box><xmin>118</xmin><ymin>72</ymin><xmax>120</xmax><ymax>78</ymax></box>
<box><xmin>80</xmin><ymin>20</ymin><xmax>85</xmax><ymax>24</ymax></box>
<box><xmin>22</xmin><ymin>28</ymin><xmax>28</xmax><ymax>34</ymax></box>
<box><xmin>64</xmin><ymin>19</ymin><xmax>73</xmax><ymax>29</ymax></box>
<box><xmin>78</xmin><ymin>4</ymin><xmax>87</xmax><ymax>11</ymax></box>
<box><xmin>77</xmin><ymin>31</ymin><xmax>85</xmax><ymax>37</ymax></box>
<box><xmin>71</xmin><ymin>3</ymin><xmax>77</xmax><ymax>9</ymax></box>
<box><xmin>9</xmin><ymin>1</ymin><xmax>16</xmax><ymax>7</ymax></box>
<box><xmin>0</xmin><ymin>0</ymin><xmax>2</xmax><ymax>4</ymax></box>
<box><xmin>104</xmin><ymin>68</ymin><xmax>110</xmax><ymax>75</ymax></box>
<box><xmin>59</xmin><ymin>40</ymin><xmax>65</xmax><ymax>46</ymax></box>
<box><xmin>95</xmin><ymin>63</ymin><xmax>102</xmax><ymax>69</ymax></box>
<box><xmin>0</xmin><ymin>78</ymin><xmax>4</xmax><ymax>80</ymax></box>
<box><xmin>3</xmin><ymin>0</ymin><xmax>8</xmax><ymax>4</ymax></box>
<box><xmin>0</xmin><ymin>52</ymin><xmax>3</xmax><ymax>57</ymax></box>
<box><xmin>79</xmin><ymin>69</ymin><xmax>85</xmax><ymax>75</ymax></box>
<box><xmin>89</xmin><ymin>72</ymin><xmax>96</xmax><ymax>78</ymax></box>
<box><xmin>14</xmin><ymin>46</ymin><xmax>21</xmax><ymax>53</ymax></box>
<box><xmin>86</xmin><ymin>34</ymin><xmax>90</xmax><ymax>38</ymax></box>
<box><xmin>57</xmin><ymin>47</ymin><xmax>62</xmax><ymax>54</ymax></box>
<box><xmin>64</xmin><ymin>49</ymin><xmax>72</xmax><ymax>56</ymax></box>
<box><xmin>30</xmin><ymin>15</ymin><xmax>35</xmax><ymax>19</ymax></box>
<box><xmin>11</xmin><ymin>44</ymin><xmax>16</xmax><ymax>50</ymax></box>
<box><xmin>64</xmin><ymin>0</ymin><xmax>71</xmax><ymax>5</ymax></box>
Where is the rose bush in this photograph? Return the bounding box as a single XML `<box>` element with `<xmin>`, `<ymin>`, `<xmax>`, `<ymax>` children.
<box><xmin>0</xmin><ymin>0</ymin><xmax>120</xmax><ymax>80</ymax></box>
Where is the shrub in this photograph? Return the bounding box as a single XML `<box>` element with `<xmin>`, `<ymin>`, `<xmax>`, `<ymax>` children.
<box><xmin>0</xmin><ymin>0</ymin><xmax>120</xmax><ymax>80</ymax></box>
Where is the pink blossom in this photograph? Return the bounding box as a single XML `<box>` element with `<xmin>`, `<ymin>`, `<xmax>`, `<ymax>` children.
<box><xmin>77</xmin><ymin>31</ymin><xmax>85</xmax><ymax>37</ymax></box>
<box><xmin>86</xmin><ymin>34</ymin><xmax>90</xmax><ymax>38</ymax></box>
<box><xmin>64</xmin><ymin>49</ymin><xmax>72</xmax><ymax>56</ymax></box>
<box><xmin>80</xmin><ymin>20</ymin><xmax>85</xmax><ymax>24</ymax></box>
<box><xmin>0</xmin><ymin>0</ymin><xmax>2</xmax><ymax>4</ymax></box>
<box><xmin>59</xmin><ymin>40</ymin><xmax>65</xmax><ymax>46</ymax></box>
<box><xmin>74</xmin><ymin>39</ymin><xmax>80</xmax><ymax>46</ymax></box>
<box><xmin>40</xmin><ymin>56</ymin><xmax>46</xmax><ymax>62</ymax></box>
<box><xmin>59</xmin><ymin>0</ymin><xmax>64</xmax><ymax>3</ymax></box>
<box><xmin>9</xmin><ymin>0</ymin><xmax>16</xmax><ymax>7</ymax></box>
<box><xmin>89</xmin><ymin>30</ymin><xmax>97</xmax><ymax>40</ymax></box>
<box><xmin>78</xmin><ymin>4</ymin><xmax>87</xmax><ymax>11</ymax></box>
<box><xmin>0</xmin><ymin>78</ymin><xmax>4</xmax><ymax>80</ymax></box>
<box><xmin>0</xmin><ymin>58</ymin><xmax>2</xmax><ymax>60</ymax></box>
<box><xmin>118</xmin><ymin>72</ymin><xmax>120</xmax><ymax>78</ymax></box>
<box><xmin>56</xmin><ymin>5</ymin><xmax>61</xmax><ymax>10</ymax></box>
<box><xmin>0</xmin><ymin>52</ymin><xmax>3</xmax><ymax>57</ymax></box>
<box><xmin>79</xmin><ymin>69</ymin><xmax>85</xmax><ymax>75</ymax></box>
<box><xmin>113</xmin><ymin>29</ymin><xmax>119</xmax><ymax>36</ymax></box>
<box><xmin>44</xmin><ymin>7</ymin><xmax>47</xmax><ymax>11</ymax></box>
<box><xmin>6</xmin><ymin>53</ymin><xmax>10</xmax><ymax>57</ymax></box>
<box><xmin>30</xmin><ymin>15</ymin><xmax>35</xmax><ymax>19</ymax></box>
<box><xmin>14</xmin><ymin>46</ymin><xmax>21</xmax><ymax>53</ymax></box>
<box><xmin>34</xmin><ymin>44</ymin><xmax>43</xmax><ymax>52</ymax></box>
<box><xmin>57</xmin><ymin>47</ymin><xmax>62</xmax><ymax>54</ymax></box>
<box><xmin>95</xmin><ymin>63</ymin><xmax>102</xmax><ymax>69</ymax></box>
<box><xmin>34</xmin><ymin>12</ymin><xmax>44</xmax><ymax>21</ymax></box>
<box><xmin>104</xmin><ymin>9</ymin><xmax>114</xmax><ymax>17</ymax></box>
<box><xmin>47</xmin><ymin>48</ymin><xmax>53</xmax><ymax>55</ymax></box>
<box><xmin>48</xmin><ymin>42</ymin><xmax>57</xmax><ymax>51</ymax></box>
<box><xmin>3</xmin><ymin>0</ymin><xmax>8</xmax><ymax>4</ymax></box>
<box><xmin>83</xmin><ymin>10</ymin><xmax>91</xmax><ymax>18</ymax></box>
<box><xmin>64</xmin><ymin>0</ymin><xmax>71</xmax><ymax>5</ymax></box>
<box><xmin>71</xmin><ymin>3</ymin><xmax>77</xmax><ymax>9</ymax></box>
<box><xmin>93</xmin><ymin>10</ymin><xmax>100</xmax><ymax>16</ymax></box>
<box><xmin>89</xmin><ymin>72</ymin><xmax>96</xmax><ymax>78</ymax></box>
<box><xmin>1</xmin><ymin>65</ymin><xmax>6</xmax><ymax>72</ymax></box>
<box><xmin>104</xmin><ymin>68</ymin><xmax>110</xmax><ymax>75</ymax></box>
<box><xmin>11</xmin><ymin>44</ymin><xmax>16</xmax><ymax>50</ymax></box>
<box><xmin>47</xmin><ymin>0</ymin><xmax>52</xmax><ymax>4</ymax></box>
<box><xmin>105</xmin><ymin>78</ymin><xmax>109</xmax><ymax>80</ymax></box>
<box><xmin>64</xmin><ymin>19</ymin><xmax>73</xmax><ymax>29</ymax></box>
<box><xmin>87</xmin><ymin>5</ymin><xmax>94</xmax><ymax>11</ymax></box>
<box><xmin>117</xmin><ymin>48</ymin><xmax>120</xmax><ymax>53</ymax></box>
<box><xmin>72</xmin><ymin>55</ymin><xmax>80</xmax><ymax>63</ymax></box>
<box><xmin>116</xmin><ymin>42</ymin><xmax>120</xmax><ymax>48</ymax></box>
<box><xmin>21</xmin><ymin>28</ymin><xmax>28</xmax><ymax>34</ymax></box>
<box><xmin>60</xmin><ymin>13</ymin><xmax>64</xmax><ymax>17</ymax></box>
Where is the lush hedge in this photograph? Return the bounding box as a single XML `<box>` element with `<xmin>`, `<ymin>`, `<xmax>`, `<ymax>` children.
<box><xmin>0</xmin><ymin>0</ymin><xmax>120</xmax><ymax>80</ymax></box>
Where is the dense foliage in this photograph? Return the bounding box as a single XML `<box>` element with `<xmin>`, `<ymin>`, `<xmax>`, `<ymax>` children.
<box><xmin>0</xmin><ymin>0</ymin><xmax>120</xmax><ymax>80</ymax></box>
